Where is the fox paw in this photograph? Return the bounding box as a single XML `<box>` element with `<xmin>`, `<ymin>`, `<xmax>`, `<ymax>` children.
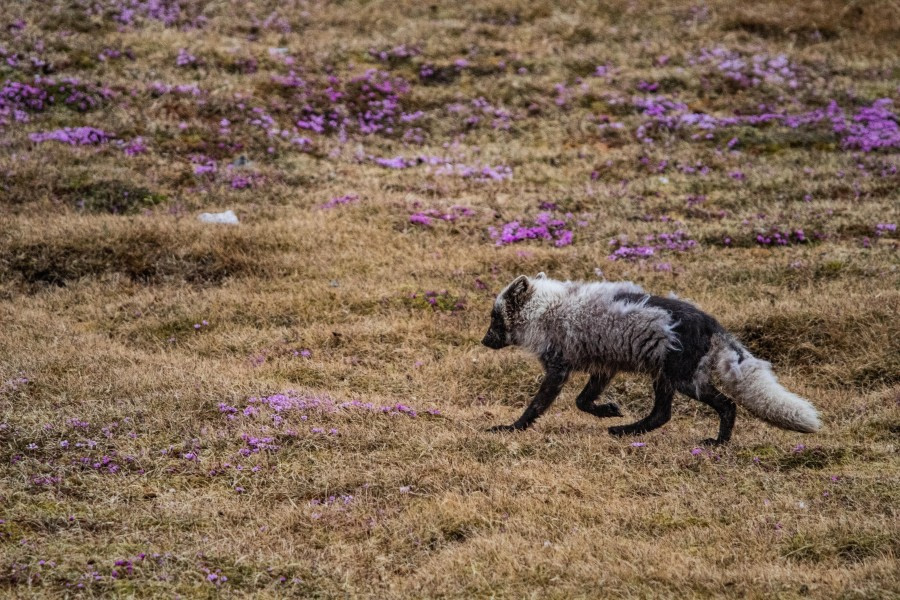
<box><xmin>608</xmin><ymin>425</ymin><xmax>634</xmax><ymax>437</ymax></box>
<box><xmin>594</xmin><ymin>403</ymin><xmax>623</xmax><ymax>418</ymax></box>
<box><xmin>700</xmin><ymin>437</ymin><xmax>726</xmax><ymax>447</ymax></box>
<box><xmin>487</xmin><ymin>424</ymin><xmax>519</xmax><ymax>433</ymax></box>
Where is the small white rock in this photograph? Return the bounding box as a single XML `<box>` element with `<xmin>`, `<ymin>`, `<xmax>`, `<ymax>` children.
<box><xmin>198</xmin><ymin>210</ymin><xmax>239</xmax><ymax>225</ymax></box>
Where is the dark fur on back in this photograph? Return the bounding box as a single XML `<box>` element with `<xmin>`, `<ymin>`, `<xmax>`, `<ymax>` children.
<box><xmin>613</xmin><ymin>292</ymin><xmax>721</xmax><ymax>386</ymax></box>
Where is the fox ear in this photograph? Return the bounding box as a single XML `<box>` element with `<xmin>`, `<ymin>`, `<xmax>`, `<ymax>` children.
<box><xmin>506</xmin><ymin>275</ymin><xmax>530</xmax><ymax>299</ymax></box>
<box><xmin>535</xmin><ymin>271</ymin><xmax>546</xmax><ymax>279</ymax></box>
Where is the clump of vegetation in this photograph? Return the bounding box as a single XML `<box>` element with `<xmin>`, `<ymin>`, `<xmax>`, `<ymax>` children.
<box><xmin>0</xmin><ymin>222</ymin><xmax>274</xmax><ymax>287</ymax></box>
<box><xmin>405</xmin><ymin>289</ymin><xmax>466</xmax><ymax>312</ymax></box>
<box><xmin>56</xmin><ymin>179</ymin><xmax>166</xmax><ymax>214</ymax></box>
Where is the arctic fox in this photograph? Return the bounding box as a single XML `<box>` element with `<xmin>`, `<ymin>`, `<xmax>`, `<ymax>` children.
<box><xmin>481</xmin><ymin>273</ymin><xmax>821</xmax><ymax>445</ymax></box>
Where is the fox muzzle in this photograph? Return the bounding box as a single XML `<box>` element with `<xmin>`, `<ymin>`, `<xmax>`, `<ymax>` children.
<box><xmin>481</xmin><ymin>330</ymin><xmax>508</xmax><ymax>349</ymax></box>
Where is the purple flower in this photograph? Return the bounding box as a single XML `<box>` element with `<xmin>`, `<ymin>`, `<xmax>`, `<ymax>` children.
<box><xmin>193</xmin><ymin>161</ymin><xmax>216</xmax><ymax>175</ymax></box>
<box><xmin>122</xmin><ymin>137</ymin><xmax>147</xmax><ymax>156</ymax></box>
<box><xmin>409</xmin><ymin>213</ymin><xmax>432</xmax><ymax>226</ymax></box>
<box><xmin>841</xmin><ymin>99</ymin><xmax>900</xmax><ymax>152</ymax></box>
<box><xmin>607</xmin><ymin>229</ymin><xmax>697</xmax><ymax>261</ymax></box>
<box><xmin>176</xmin><ymin>48</ymin><xmax>197</xmax><ymax>67</ymax></box>
<box><xmin>231</xmin><ymin>176</ymin><xmax>252</xmax><ymax>189</ymax></box>
<box><xmin>321</xmin><ymin>194</ymin><xmax>359</xmax><ymax>209</ymax></box>
<box><xmin>29</xmin><ymin>127</ymin><xmax>113</xmax><ymax>145</ymax></box>
<box><xmin>489</xmin><ymin>209</ymin><xmax>578</xmax><ymax>247</ymax></box>
<box><xmin>630</xmin><ymin>442</ymin><xmax>646</xmax><ymax>447</ymax></box>
<box><xmin>375</xmin><ymin>156</ymin><xmax>414</xmax><ymax>169</ymax></box>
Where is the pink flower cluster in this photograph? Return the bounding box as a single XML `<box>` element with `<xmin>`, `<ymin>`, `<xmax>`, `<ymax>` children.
<box><xmin>286</xmin><ymin>69</ymin><xmax>411</xmax><ymax>136</ymax></box>
<box><xmin>875</xmin><ymin>223</ymin><xmax>896</xmax><ymax>236</ymax></box>
<box><xmin>321</xmin><ymin>194</ymin><xmax>359</xmax><ymax>209</ymax></box>
<box><xmin>1</xmin><ymin>77</ymin><xmax>111</xmax><ymax>127</ymax></box>
<box><xmin>409</xmin><ymin>205</ymin><xmax>475</xmax><ymax>226</ymax></box>
<box><xmin>489</xmin><ymin>210</ymin><xmax>583</xmax><ymax>247</ymax></box>
<box><xmin>29</xmin><ymin>127</ymin><xmax>113</xmax><ymax>145</ymax></box>
<box><xmin>754</xmin><ymin>227</ymin><xmax>808</xmax><ymax>246</ymax></box>
<box><xmin>634</xmin><ymin>92</ymin><xmax>900</xmax><ymax>152</ymax></box>
<box><xmin>368</xmin><ymin>44</ymin><xmax>421</xmax><ymax>62</ymax></box>
<box><xmin>689</xmin><ymin>47</ymin><xmax>801</xmax><ymax>89</ymax></box>
<box><xmin>446</xmin><ymin>97</ymin><xmax>513</xmax><ymax>130</ymax></box>
<box><xmin>607</xmin><ymin>230</ymin><xmax>697</xmax><ymax>260</ymax></box>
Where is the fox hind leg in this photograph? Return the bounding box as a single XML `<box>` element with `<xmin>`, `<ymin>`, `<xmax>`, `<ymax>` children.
<box><xmin>679</xmin><ymin>382</ymin><xmax>736</xmax><ymax>445</ymax></box>
<box><xmin>608</xmin><ymin>378</ymin><xmax>674</xmax><ymax>437</ymax></box>
<box><xmin>575</xmin><ymin>373</ymin><xmax>622</xmax><ymax>418</ymax></box>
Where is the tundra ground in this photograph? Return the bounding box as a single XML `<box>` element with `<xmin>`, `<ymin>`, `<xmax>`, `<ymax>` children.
<box><xmin>1</xmin><ymin>1</ymin><xmax>898</xmax><ymax>597</ymax></box>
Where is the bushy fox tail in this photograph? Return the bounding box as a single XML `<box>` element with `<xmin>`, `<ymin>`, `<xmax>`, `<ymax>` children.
<box><xmin>713</xmin><ymin>336</ymin><xmax>821</xmax><ymax>433</ymax></box>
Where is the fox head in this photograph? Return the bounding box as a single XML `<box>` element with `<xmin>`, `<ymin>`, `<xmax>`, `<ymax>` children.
<box><xmin>481</xmin><ymin>273</ymin><xmax>544</xmax><ymax>349</ymax></box>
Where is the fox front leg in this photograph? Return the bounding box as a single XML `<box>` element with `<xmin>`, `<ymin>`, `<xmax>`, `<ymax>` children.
<box><xmin>489</xmin><ymin>355</ymin><xmax>571</xmax><ymax>432</ymax></box>
<box><xmin>575</xmin><ymin>372</ymin><xmax>622</xmax><ymax>419</ymax></box>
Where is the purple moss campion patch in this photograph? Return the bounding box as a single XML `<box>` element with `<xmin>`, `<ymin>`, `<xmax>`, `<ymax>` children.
<box><xmin>321</xmin><ymin>194</ymin><xmax>359</xmax><ymax>209</ymax></box>
<box><xmin>754</xmin><ymin>228</ymin><xmax>808</xmax><ymax>246</ymax></box>
<box><xmin>489</xmin><ymin>210</ymin><xmax>583</xmax><ymax>247</ymax></box>
<box><xmin>633</xmin><ymin>90</ymin><xmax>900</xmax><ymax>152</ymax></box>
<box><xmin>689</xmin><ymin>47</ymin><xmax>802</xmax><ymax>89</ymax></box>
<box><xmin>29</xmin><ymin>127</ymin><xmax>113</xmax><ymax>145</ymax></box>
<box><xmin>121</xmin><ymin>137</ymin><xmax>147</xmax><ymax>156</ymax></box>
<box><xmin>1</xmin><ymin>78</ymin><xmax>112</xmax><ymax>128</ymax></box>
<box><xmin>409</xmin><ymin>205</ymin><xmax>475</xmax><ymax>226</ymax></box>
<box><xmin>608</xmin><ymin>230</ymin><xmax>697</xmax><ymax>260</ymax></box>
<box><xmin>875</xmin><ymin>223</ymin><xmax>896</xmax><ymax>236</ymax></box>
<box><xmin>368</xmin><ymin>44</ymin><xmax>421</xmax><ymax>63</ymax></box>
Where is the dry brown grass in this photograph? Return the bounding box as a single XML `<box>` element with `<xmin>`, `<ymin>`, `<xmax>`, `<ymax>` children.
<box><xmin>1</xmin><ymin>0</ymin><xmax>898</xmax><ymax>597</ymax></box>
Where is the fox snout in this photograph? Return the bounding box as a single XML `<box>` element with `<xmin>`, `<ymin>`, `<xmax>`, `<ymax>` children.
<box><xmin>481</xmin><ymin>329</ymin><xmax>508</xmax><ymax>349</ymax></box>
